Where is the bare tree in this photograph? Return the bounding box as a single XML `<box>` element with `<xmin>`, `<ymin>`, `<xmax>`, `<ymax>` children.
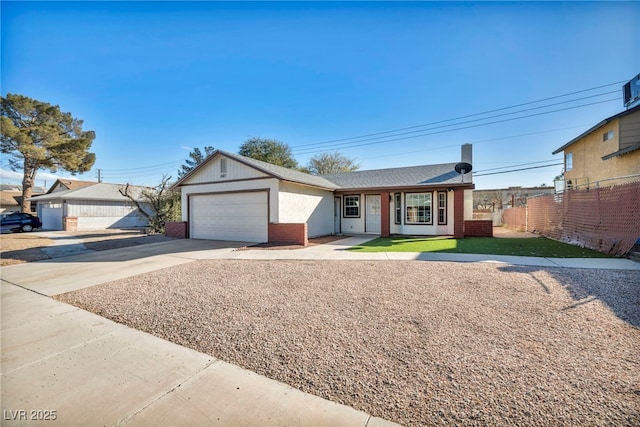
<box><xmin>120</xmin><ymin>175</ymin><xmax>180</xmax><ymax>233</ymax></box>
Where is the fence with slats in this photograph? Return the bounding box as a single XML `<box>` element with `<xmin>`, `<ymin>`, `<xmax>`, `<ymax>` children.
<box><xmin>503</xmin><ymin>178</ymin><xmax>640</xmax><ymax>256</ymax></box>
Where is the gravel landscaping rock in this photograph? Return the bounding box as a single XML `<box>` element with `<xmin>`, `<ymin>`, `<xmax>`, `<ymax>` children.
<box><xmin>56</xmin><ymin>260</ymin><xmax>640</xmax><ymax>426</ymax></box>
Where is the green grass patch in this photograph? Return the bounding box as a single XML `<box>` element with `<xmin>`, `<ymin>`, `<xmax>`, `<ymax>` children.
<box><xmin>348</xmin><ymin>236</ymin><xmax>611</xmax><ymax>258</ymax></box>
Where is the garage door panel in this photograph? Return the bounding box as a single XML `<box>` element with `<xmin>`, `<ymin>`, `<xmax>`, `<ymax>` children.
<box><xmin>190</xmin><ymin>192</ymin><xmax>268</xmax><ymax>243</ymax></box>
<box><xmin>41</xmin><ymin>207</ymin><xmax>63</xmax><ymax>230</ymax></box>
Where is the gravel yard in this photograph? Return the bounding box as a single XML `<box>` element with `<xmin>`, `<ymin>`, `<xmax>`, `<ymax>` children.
<box><xmin>56</xmin><ymin>260</ymin><xmax>640</xmax><ymax>426</ymax></box>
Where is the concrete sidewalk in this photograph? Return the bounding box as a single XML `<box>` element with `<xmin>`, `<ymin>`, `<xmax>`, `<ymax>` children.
<box><xmin>2</xmin><ymin>236</ymin><xmax>638</xmax><ymax>426</ymax></box>
<box><xmin>1</xmin><ymin>283</ymin><xmax>395</xmax><ymax>427</ymax></box>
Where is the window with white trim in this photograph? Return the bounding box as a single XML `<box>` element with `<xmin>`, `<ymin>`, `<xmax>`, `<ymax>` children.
<box><xmin>394</xmin><ymin>193</ymin><xmax>401</xmax><ymax>224</ymax></box>
<box><xmin>603</xmin><ymin>130</ymin><xmax>614</xmax><ymax>142</ymax></box>
<box><xmin>438</xmin><ymin>191</ymin><xmax>447</xmax><ymax>225</ymax></box>
<box><xmin>344</xmin><ymin>195</ymin><xmax>360</xmax><ymax>218</ymax></box>
<box><xmin>405</xmin><ymin>192</ymin><xmax>432</xmax><ymax>224</ymax></box>
<box><xmin>565</xmin><ymin>152</ymin><xmax>573</xmax><ymax>172</ymax></box>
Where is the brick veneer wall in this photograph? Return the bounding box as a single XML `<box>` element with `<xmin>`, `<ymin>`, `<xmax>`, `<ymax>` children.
<box><xmin>381</xmin><ymin>191</ymin><xmax>390</xmax><ymax>237</ymax></box>
<box><xmin>464</xmin><ymin>220</ymin><xmax>493</xmax><ymax>237</ymax></box>
<box><xmin>268</xmin><ymin>223</ymin><xmax>308</xmax><ymax>246</ymax></box>
<box><xmin>165</xmin><ymin>221</ymin><xmax>187</xmax><ymax>239</ymax></box>
<box><xmin>64</xmin><ymin>216</ymin><xmax>78</xmax><ymax>231</ymax></box>
<box><xmin>453</xmin><ymin>190</ymin><xmax>465</xmax><ymax>238</ymax></box>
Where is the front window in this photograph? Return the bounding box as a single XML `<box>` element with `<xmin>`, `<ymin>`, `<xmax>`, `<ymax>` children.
<box><xmin>405</xmin><ymin>192</ymin><xmax>432</xmax><ymax>224</ymax></box>
<box><xmin>565</xmin><ymin>152</ymin><xmax>573</xmax><ymax>172</ymax></box>
<box><xmin>343</xmin><ymin>195</ymin><xmax>360</xmax><ymax>218</ymax></box>
<box><xmin>438</xmin><ymin>192</ymin><xmax>447</xmax><ymax>225</ymax></box>
<box><xmin>394</xmin><ymin>193</ymin><xmax>401</xmax><ymax>224</ymax></box>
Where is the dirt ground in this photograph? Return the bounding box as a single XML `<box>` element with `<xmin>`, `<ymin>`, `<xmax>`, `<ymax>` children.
<box><xmin>0</xmin><ymin>233</ymin><xmax>55</xmax><ymax>265</ymax></box>
<box><xmin>0</xmin><ymin>229</ymin><xmax>172</xmax><ymax>266</ymax></box>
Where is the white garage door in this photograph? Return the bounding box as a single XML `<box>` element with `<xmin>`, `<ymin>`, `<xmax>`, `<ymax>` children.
<box><xmin>41</xmin><ymin>207</ymin><xmax>63</xmax><ymax>230</ymax></box>
<box><xmin>190</xmin><ymin>192</ymin><xmax>268</xmax><ymax>243</ymax></box>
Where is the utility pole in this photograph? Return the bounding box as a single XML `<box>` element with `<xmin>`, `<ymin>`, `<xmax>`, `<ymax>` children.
<box><xmin>98</xmin><ymin>169</ymin><xmax>102</xmax><ymax>183</ymax></box>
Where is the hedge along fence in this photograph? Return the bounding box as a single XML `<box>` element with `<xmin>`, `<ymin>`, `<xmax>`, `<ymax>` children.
<box><xmin>525</xmin><ymin>179</ymin><xmax>640</xmax><ymax>257</ymax></box>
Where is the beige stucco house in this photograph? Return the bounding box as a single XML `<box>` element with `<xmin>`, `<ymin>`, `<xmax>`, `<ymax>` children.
<box><xmin>552</xmin><ymin>104</ymin><xmax>640</xmax><ymax>189</ymax></box>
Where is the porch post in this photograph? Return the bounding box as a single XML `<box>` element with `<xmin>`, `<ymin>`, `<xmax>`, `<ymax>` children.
<box><xmin>381</xmin><ymin>191</ymin><xmax>390</xmax><ymax>237</ymax></box>
<box><xmin>453</xmin><ymin>189</ymin><xmax>465</xmax><ymax>238</ymax></box>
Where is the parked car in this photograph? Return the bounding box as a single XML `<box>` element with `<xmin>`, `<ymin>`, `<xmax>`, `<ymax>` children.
<box><xmin>0</xmin><ymin>212</ymin><xmax>43</xmax><ymax>233</ymax></box>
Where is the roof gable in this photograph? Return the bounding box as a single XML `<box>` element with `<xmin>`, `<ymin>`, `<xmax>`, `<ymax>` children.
<box><xmin>173</xmin><ymin>150</ymin><xmax>339</xmax><ymax>190</ymax></box>
<box><xmin>552</xmin><ymin>104</ymin><xmax>640</xmax><ymax>154</ymax></box>
<box><xmin>48</xmin><ymin>179</ymin><xmax>97</xmax><ymax>193</ymax></box>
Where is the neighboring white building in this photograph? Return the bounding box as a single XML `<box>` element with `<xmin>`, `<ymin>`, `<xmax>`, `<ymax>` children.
<box><xmin>31</xmin><ymin>180</ymin><xmax>150</xmax><ymax>231</ymax></box>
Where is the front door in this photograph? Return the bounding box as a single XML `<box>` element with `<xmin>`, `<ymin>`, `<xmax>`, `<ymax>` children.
<box><xmin>334</xmin><ymin>197</ymin><xmax>341</xmax><ymax>234</ymax></box>
<box><xmin>365</xmin><ymin>195</ymin><xmax>381</xmax><ymax>234</ymax></box>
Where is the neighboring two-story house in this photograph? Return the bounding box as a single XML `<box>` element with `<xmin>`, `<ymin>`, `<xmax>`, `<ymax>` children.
<box><xmin>552</xmin><ymin>104</ymin><xmax>640</xmax><ymax>189</ymax></box>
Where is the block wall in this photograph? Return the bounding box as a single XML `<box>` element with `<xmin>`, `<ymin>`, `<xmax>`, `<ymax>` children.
<box><xmin>268</xmin><ymin>223</ymin><xmax>308</xmax><ymax>246</ymax></box>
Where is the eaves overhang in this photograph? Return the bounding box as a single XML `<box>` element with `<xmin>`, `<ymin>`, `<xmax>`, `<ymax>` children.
<box><xmin>333</xmin><ymin>182</ymin><xmax>475</xmax><ymax>193</ymax></box>
<box><xmin>601</xmin><ymin>142</ymin><xmax>640</xmax><ymax>160</ymax></box>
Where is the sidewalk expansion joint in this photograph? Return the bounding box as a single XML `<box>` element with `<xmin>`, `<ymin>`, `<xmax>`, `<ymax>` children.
<box><xmin>114</xmin><ymin>358</ymin><xmax>221</xmax><ymax>426</ymax></box>
<box><xmin>1</xmin><ymin>278</ymin><xmax>50</xmax><ymax>298</ymax></box>
<box><xmin>545</xmin><ymin>257</ymin><xmax>565</xmax><ymax>268</ymax></box>
<box><xmin>2</xmin><ymin>332</ymin><xmax>116</xmax><ymax>376</ymax></box>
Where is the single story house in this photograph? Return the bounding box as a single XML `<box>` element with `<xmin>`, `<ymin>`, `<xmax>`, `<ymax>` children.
<box><xmin>169</xmin><ymin>144</ymin><xmax>485</xmax><ymax>245</ymax></box>
<box><xmin>31</xmin><ymin>180</ymin><xmax>150</xmax><ymax>231</ymax></box>
<box><xmin>0</xmin><ymin>184</ymin><xmax>46</xmax><ymax>213</ymax></box>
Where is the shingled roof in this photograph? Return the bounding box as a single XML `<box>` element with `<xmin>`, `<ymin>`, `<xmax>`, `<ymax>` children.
<box><xmin>322</xmin><ymin>162</ymin><xmax>470</xmax><ymax>190</ymax></box>
<box><xmin>174</xmin><ymin>150</ymin><xmax>472</xmax><ymax>191</ymax></box>
<box><xmin>31</xmin><ymin>182</ymin><xmax>150</xmax><ymax>202</ymax></box>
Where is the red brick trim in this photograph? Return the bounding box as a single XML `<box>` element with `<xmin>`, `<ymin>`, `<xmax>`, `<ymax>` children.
<box><xmin>268</xmin><ymin>223</ymin><xmax>308</xmax><ymax>246</ymax></box>
<box><xmin>165</xmin><ymin>221</ymin><xmax>188</xmax><ymax>239</ymax></box>
<box><xmin>64</xmin><ymin>216</ymin><xmax>78</xmax><ymax>232</ymax></box>
<box><xmin>453</xmin><ymin>190</ymin><xmax>465</xmax><ymax>238</ymax></box>
<box><xmin>381</xmin><ymin>191</ymin><xmax>390</xmax><ymax>237</ymax></box>
<box><xmin>464</xmin><ymin>220</ymin><xmax>493</xmax><ymax>237</ymax></box>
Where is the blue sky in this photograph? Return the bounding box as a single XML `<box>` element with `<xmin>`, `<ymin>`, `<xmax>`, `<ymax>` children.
<box><xmin>2</xmin><ymin>1</ymin><xmax>639</xmax><ymax>190</ymax></box>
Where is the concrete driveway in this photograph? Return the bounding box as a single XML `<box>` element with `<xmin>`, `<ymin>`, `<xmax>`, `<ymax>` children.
<box><xmin>0</xmin><ymin>239</ymin><xmax>248</xmax><ymax>296</ymax></box>
<box><xmin>1</xmin><ymin>238</ymin><xmax>398</xmax><ymax>426</ymax></box>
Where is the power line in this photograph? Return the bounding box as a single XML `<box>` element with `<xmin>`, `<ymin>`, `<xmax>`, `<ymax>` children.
<box><xmin>358</xmin><ymin>124</ymin><xmax>591</xmax><ymax>161</ymax></box>
<box><xmin>293</xmin><ymin>97</ymin><xmax>620</xmax><ymax>155</ymax></box>
<box><xmin>290</xmin><ymin>80</ymin><xmax>626</xmax><ymax>149</ymax></box>
<box><xmin>474</xmin><ymin>159</ymin><xmax>561</xmax><ymax>174</ymax></box>
<box><xmin>293</xmin><ymin>90</ymin><xmax>617</xmax><ymax>153</ymax></box>
<box><xmin>102</xmin><ymin>160</ymin><xmax>182</xmax><ymax>172</ymax></box>
<box><xmin>474</xmin><ymin>163</ymin><xmax>563</xmax><ymax>177</ymax></box>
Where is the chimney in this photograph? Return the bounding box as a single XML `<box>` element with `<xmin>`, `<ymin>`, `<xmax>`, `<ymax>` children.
<box><xmin>461</xmin><ymin>143</ymin><xmax>472</xmax><ymax>164</ymax></box>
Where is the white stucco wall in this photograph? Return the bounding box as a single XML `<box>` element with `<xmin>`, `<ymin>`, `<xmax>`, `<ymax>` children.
<box><xmin>278</xmin><ymin>182</ymin><xmax>334</xmax><ymax>237</ymax></box>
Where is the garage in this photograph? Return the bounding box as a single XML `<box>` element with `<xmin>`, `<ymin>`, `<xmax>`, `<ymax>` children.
<box><xmin>40</xmin><ymin>205</ymin><xmax>63</xmax><ymax>230</ymax></box>
<box><xmin>189</xmin><ymin>192</ymin><xmax>268</xmax><ymax>243</ymax></box>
